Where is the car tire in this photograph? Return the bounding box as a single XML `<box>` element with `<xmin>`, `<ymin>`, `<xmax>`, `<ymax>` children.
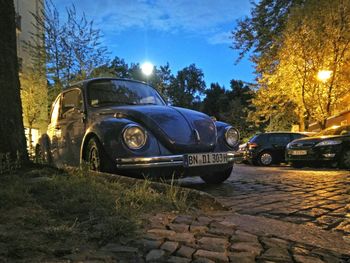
<box><xmin>340</xmin><ymin>150</ymin><xmax>350</xmax><ymax>169</ymax></box>
<box><xmin>257</xmin><ymin>151</ymin><xmax>274</xmax><ymax>166</ymax></box>
<box><xmin>86</xmin><ymin>137</ymin><xmax>113</xmax><ymax>173</ymax></box>
<box><xmin>290</xmin><ymin>161</ymin><xmax>304</xmax><ymax>168</ymax></box>
<box><xmin>200</xmin><ymin>167</ymin><xmax>232</xmax><ymax>184</ymax></box>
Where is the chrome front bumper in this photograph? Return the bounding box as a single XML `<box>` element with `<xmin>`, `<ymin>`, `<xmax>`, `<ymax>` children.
<box><xmin>116</xmin><ymin>151</ymin><xmax>237</xmax><ymax>169</ymax></box>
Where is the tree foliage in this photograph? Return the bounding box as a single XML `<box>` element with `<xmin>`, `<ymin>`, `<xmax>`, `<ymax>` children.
<box><xmin>232</xmin><ymin>0</ymin><xmax>304</xmax><ymax>74</ymax></box>
<box><xmin>202</xmin><ymin>80</ymin><xmax>256</xmax><ymax>140</ymax></box>
<box><xmin>33</xmin><ymin>0</ymin><xmax>109</xmax><ymax>102</ymax></box>
<box><xmin>167</xmin><ymin>64</ymin><xmax>206</xmax><ymax>109</ymax></box>
<box><xmin>259</xmin><ymin>0</ymin><xmax>350</xmax><ymax>130</ymax></box>
<box><xmin>235</xmin><ymin>0</ymin><xmax>350</xmax><ymax>131</ymax></box>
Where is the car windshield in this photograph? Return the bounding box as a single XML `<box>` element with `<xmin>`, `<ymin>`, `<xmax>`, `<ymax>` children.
<box><xmin>316</xmin><ymin>125</ymin><xmax>350</xmax><ymax>136</ymax></box>
<box><xmin>87</xmin><ymin>79</ymin><xmax>166</xmax><ymax>107</ymax></box>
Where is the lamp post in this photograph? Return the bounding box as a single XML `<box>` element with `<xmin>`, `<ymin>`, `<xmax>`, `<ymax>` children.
<box><xmin>317</xmin><ymin>70</ymin><xmax>332</xmax><ymax>83</ymax></box>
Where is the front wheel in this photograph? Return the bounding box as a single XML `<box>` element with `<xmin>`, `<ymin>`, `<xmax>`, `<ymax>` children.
<box><xmin>200</xmin><ymin>167</ymin><xmax>232</xmax><ymax>184</ymax></box>
<box><xmin>258</xmin><ymin>151</ymin><xmax>274</xmax><ymax>166</ymax></box>
<box><xmin>340</xmin><ymin>150</ymin><xmax>350</xmax><ymax>169</ymax></box>
<box><xmin>85</xmin><ymin>137</ymin><xmax>113</xmax><ymax>173</ymax></box>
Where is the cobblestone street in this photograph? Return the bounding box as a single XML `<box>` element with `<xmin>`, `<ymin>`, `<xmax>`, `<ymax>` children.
<box><xmin>181</xmin><ymin>165</ymin><xmax>350</xmax><ymax>236</ymax></box>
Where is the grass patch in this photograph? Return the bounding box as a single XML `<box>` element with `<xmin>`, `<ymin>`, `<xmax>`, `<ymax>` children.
<box><xmin>0</xmin><ymin>166</ymin><xmax>190</xmax><ymax>261</ymax></box>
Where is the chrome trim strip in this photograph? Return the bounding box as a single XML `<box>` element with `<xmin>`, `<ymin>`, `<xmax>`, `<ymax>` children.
<box><xmin>116</xmin><ymin>151</ymin><xmax>237</xmax><ymax>169</ymax></box>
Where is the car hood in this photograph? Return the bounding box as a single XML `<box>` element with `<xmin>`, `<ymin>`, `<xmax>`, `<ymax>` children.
<box><xmin>288</xmin><ymin>135</ymin><xmax>344</xmax><ymax>148</ymax></box>
<box><xmin>94</xmin><ymin>105</ymin><xmax>217</xmax><ymax>153</ymax></box>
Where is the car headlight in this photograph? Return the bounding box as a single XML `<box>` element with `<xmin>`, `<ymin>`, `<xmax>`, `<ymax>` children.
<box><xmin>123</xmin><ymin>124</ymin><xmax>147</xmax><ymax>150</ymax></box>
<box><xmin>225</xmin><ymin>127</ymin><xmax>240</xmax><ymax>147</ymax></box>
<box><xmin>315</xmin><ymin>140</ymin><xmax>342</xmax><ymax>147</ymax></box>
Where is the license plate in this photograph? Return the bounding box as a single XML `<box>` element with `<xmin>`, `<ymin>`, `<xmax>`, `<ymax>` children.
<box><xmin>185</xmin><ymin>152</ymin><xmax>228</xmax><ymax>167</ymax></box>
<box><xmin>290</xmin><ymin>150</ymin><xmax>307</xmax><ymax>155</ymax></box>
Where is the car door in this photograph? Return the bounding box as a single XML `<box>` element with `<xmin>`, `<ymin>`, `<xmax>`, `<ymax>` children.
<box><xmin>58</xmin><ymin>89</ymin><xmax>86</xmax><ymax>166</ymax></box>
<box><xmin>270</xmin><ymin>134</ymin><xmax>291</xmax><ymax>161</ymax></box>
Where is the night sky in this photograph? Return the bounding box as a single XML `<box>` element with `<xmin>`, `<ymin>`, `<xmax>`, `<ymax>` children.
<box><xmin>54</xmin><ymin>0</ymin><xmax>255</xmax><ymax>89</ymax></box>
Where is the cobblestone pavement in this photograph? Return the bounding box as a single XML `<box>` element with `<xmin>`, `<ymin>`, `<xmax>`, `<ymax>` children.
<box><xmin>181</xmin><ymin>165</ymin><xmax>350</xmax><ymax>236</ymax></box>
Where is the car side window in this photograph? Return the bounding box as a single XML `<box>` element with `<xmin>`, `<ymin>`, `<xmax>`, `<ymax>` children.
<box><xmin>269</xmin><ymin>134</ymin><xmax>290</xmax><ymax>144</ymax></box>
<box><xmin>61</xmin><ymin>89</ymin><xmax>83</xmax><ymax>119</ymax></box>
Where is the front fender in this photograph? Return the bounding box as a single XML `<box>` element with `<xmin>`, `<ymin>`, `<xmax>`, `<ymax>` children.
<box><xmin>80</xmin><ymin>117</ymin><xmax>161</xmax><ymax>164</ymax></box>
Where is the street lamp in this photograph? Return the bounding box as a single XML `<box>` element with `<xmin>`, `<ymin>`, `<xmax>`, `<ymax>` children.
<box><xmin>317</xmin><ymin>70</ymin><xmax>332</xmax><ymax>83</ymax></box>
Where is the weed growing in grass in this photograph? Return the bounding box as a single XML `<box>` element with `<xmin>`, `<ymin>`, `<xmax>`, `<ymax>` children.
<box><xmin>165</xmin><ymin>176</ymin><xmax>191</xmax><ymax>211</ymax></box>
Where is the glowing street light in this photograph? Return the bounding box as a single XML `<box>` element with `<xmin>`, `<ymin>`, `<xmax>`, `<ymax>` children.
<box><xmin>141</xmin><ymin>62</ymin><xmax>154</xmax><ymax>76</ymax></box>
<box><xmin>317</xmin><ymin>70</ymin><xmax>332</xmax><ymax>83</ymax></box>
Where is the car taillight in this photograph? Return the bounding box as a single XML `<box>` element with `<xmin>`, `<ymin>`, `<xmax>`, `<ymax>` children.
<box><xmin>248</xmin><ymin>142</ymin><xmax>258</xmax><ymax>150</ymax></box>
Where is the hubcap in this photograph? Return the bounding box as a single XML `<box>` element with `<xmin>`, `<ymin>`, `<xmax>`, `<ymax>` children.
<box><xmin>260</xmin><ymin>153</ymin><xmax>272</xmax><ymax>165</ymax></box>
<box><xmin>89</xmin><ymin>146</ymin><xmax>100</xmax><ymax>171</ymax></box>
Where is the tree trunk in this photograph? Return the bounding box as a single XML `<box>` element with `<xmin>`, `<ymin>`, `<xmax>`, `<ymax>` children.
<box><xmin>0</xmin><ymin>0</ymin><xmax>28</xmax><ymax>163</ymax></box>
<box><xmin>298</xmin><ymin>112</ymin><xmax>305</xmax><ymax>132</ymax></box>
<box><xmin>319</xmin><ymin>120</ymin><xmax>327</xmax><ymax>130</ymax></box>
<box><xmin>28</xmin><ymin>125</ymin><xmax>33</xmax><ymax>157</ymax></box>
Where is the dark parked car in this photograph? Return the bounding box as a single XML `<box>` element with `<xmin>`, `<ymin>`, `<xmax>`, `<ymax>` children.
<box><xmin>36</xmin><ymin>78</ymin><xmax>240</xmax><ymax>183</ymax></box>
<box><xmin>286</xmin><ymin>125</ymin><xmax>350</xmax><ymax>168</ymax></box>
<box><xmin>244</xmin><ymin>132</ymin><xmax>309</xmax><ymax>166</ymax></box>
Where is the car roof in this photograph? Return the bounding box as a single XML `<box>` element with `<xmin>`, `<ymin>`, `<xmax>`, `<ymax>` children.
<box><xmin>258</xmin><ymin>132</ymin><xmax>306</xmax><ymax>135</ymax></box>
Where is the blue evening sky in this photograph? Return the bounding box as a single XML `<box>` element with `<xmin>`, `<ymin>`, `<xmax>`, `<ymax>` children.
<box><xmin>54</xmin><ymin>0</ymin><xmax>255</xmax><ymax>89</ymax></box>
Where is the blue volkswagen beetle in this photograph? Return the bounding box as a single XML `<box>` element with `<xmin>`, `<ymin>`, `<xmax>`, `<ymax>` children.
<box><xmin>37</xmin><ymin>78</ymin><xmax>240</xmax><ymax>184</ymax></box>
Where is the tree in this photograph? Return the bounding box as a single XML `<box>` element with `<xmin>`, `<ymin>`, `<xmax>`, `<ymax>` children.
<box><xmin>150</xmin><ymin>63</ymin><xmax>172</xmax><ymax>99</ymax></box>
<box><xmin>224</xmin><ymin>80</ymin><xmax>256</xmax><ymax>139</ymax></box>
<box><xmin>232</xmin><ymin>0</ymin><xmax>304</xmax><ymax>74</ymax></box>
<box><xmin>168</xmin><ymin>64</ymin><xmax>206</xmax><ymax>109</ymax></box>
<box><xmin>33</xmin><ymin>0</ymin><xmax>109</xmax><ymax>104</ymax></box>
<box><xmin>62</xmin><ymin>5</ymin><xmax>109</xmax><ymax>82</ymax></box>
<box><xmin>20</xmin><ymin>48</ymin><xmax>47</xmax><ymax>155</ymax></box>
<box><xmin>202</xmin><ymin>83</ymin><xmax>230</xmax><ymax>119</ymax></box>
<box><xmin>259</xmin><ymin>0</ymin><xmax>350</xmax><ymax>130</ymax></box>
<box><xmin>202</xmin><ymin>81</ymin><xmax>257</xmax><ymax>140</ymax></box>
<box><xmin>0</xmin><ymin>0</ymin><xmax>28</xmax><ymax>163</ymax></box>
<box><xmin>248</xmin><ymin>86</ymin><xmax>298</xmax><ymax>131</ymax></box>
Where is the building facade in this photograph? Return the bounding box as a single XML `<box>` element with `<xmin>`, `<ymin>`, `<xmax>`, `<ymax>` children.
<box><xmin>308</xmin><ymin>94</ymin><xmax>350</xmax><ymax>131</ymax></box>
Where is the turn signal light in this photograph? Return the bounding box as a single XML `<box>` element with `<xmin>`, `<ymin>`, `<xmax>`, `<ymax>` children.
<box><xmin>248</xmin><ymin>143</ymin><xmax>258</xmax><ymax>150</ymax></box>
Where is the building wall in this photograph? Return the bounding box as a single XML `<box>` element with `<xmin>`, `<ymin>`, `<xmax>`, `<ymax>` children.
<box><xmin>308</xmin><ymin>94</ymin><xmax>350</xmax><ymax>131</ymax></box>
<box><xmin>14</xmin><ymin>0</ymin><xmax>44</xmax><ymax>73</ymax></box>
